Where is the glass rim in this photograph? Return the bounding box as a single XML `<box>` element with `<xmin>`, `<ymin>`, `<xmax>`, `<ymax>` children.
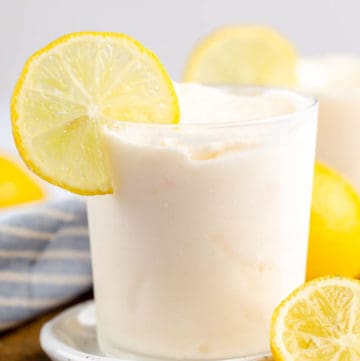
<box><xmin>105</xmin><ymin>85</ymin><xmax>318</xmax><ymax>131</ymax></box>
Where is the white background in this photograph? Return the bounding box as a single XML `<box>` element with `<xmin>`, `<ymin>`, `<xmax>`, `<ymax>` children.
<box><xmin>1</xmin><ymin>0</ymin><xmax>360</xmax><ymax>153</ymax></box>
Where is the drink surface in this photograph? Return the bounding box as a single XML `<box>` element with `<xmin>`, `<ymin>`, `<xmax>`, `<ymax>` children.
<box><xmin>87</xmin><ymin>84</ymin><xmax>317</xmax><ymax>359</ymax></box>
<box><xmin>298</xmin><ymin>56</ymin><xmax>360</xmax><ymax>191</ymax></box>
<box><xmin>175</xmin><ymin>83</ymin><xmax>306</xmax><ymax>124</ymax></box>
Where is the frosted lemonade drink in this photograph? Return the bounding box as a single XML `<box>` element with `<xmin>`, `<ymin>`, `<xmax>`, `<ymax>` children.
<box><xmin>10</xmin><ymin>32</ymin><xmax>317</xmax><ymax>360</ymax></box>
<box><xmin>298</xmin><ymin>56</ymin><xmax>360</xmax><ymax>191</ymax></box>
<box><xmin>87</xmin><ymin>84</ymin><xmax>317</xmax><ymax>359</ymax></box>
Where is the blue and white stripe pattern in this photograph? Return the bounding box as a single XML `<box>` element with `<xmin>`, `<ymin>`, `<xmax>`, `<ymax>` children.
<box><xmin>0</xmin><ymin>197</ymin><xmax>91</xmax><ymax>331</ymax></box>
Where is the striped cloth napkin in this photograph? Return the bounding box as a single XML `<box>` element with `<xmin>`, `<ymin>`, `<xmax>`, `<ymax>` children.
<box><xmin>0</xmin><ymin>197</ymin><xmax>91</xmax><ymax>331</ymax></box>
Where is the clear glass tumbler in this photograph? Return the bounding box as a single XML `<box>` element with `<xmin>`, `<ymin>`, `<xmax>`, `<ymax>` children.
<box><xmin>87</xmin><ymin>86</ymin><xmax>318</xmax><ymax>360</ymax></box>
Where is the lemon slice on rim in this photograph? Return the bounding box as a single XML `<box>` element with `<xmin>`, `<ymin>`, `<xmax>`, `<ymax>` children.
<box><xmin>11</xmin><ymin>32</ymin><xmax>179</xmax><ymax>195</ymax></box>
<box><xmin>270</xmin><ymin>276</ymin><xmax>360</xmax><ymax>360</ymax></box>
<box><xmin>183</xmin><ymin>25</ymin><xmax>297</xmax><ymax>87</ymax></box>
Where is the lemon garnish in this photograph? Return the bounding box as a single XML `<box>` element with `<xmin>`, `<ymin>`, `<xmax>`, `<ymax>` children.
<box><xmin>11</xmin><ymin>32</ymin><xmax>179</xmax><ymax>195</ymax></box>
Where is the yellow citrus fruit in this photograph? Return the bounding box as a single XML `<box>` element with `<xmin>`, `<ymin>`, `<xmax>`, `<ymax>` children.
<box><xmin>0</xmin><ymin>154</ymin><xmax>45</xmax><ymax>208</ymax></box>
<box><xmin>307</xmin><ymin>162</ymin><xmax>360</xmax><ymax>280</ymax></box>
<box><xmin>11</xmin><ymin>32</ymin><xmax>179</xmax><ymax>195</ymax></box>
<box><xmin>183</xmin><ymin>25</ymin><xmax>297</xmax><ymax>87</ymax></box>
<box><xmin>270</xmin><ymin>276</ymin><xmax>360</xmax><ymax>360</ymax></box>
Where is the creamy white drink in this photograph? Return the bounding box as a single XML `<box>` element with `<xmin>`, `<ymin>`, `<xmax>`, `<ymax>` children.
<box><xmin>87</xmin><ymin>84</ymin><xmax>317</xmax><ymax>360</ymax></box>
<box><xmin>298</xmin><ymin>56</ymin><xmax>360</xmax><ymax>190</ymax></box>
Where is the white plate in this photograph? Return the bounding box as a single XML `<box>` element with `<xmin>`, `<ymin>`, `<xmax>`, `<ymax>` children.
<box><xmin>40</xmin><ymin>301</ymin><xmax>273</xmax><ymax>361</ymax></box>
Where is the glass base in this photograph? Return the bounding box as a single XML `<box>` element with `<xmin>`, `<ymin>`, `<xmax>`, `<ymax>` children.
<box><xmin>98</xmin><ymin>337</ymin><xmax>272</xmax><ymax>361</ymax></box>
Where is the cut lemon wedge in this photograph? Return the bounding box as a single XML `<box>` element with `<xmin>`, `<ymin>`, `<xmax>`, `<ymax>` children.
<box><xmin>11</xmin><ymin>32</ymin><xmax>179</xmax><ymax>195</ymax></box>
<box><xmin>0</xmin><ymin>154</ymin><xmax>45</xmax><ymax>207</ymax></box>
<box><xmin>183</xmin><ymin>25</ymin><xmax>297</xmax><ymax>87</ymax></box>
<box><xmin>270</xmin><ymin>276</ymin><xmax>360</xmax><ymax>360</ymax></box>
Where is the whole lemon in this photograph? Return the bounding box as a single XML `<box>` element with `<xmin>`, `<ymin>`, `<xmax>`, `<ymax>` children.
<box><xmin>0</xmin><ymin>154</ymin><xmax>45</xmax><ymax>208</ymax></box>
<box><xmin>307</xmin><ymin>162</ymin><xmax>360</xmax><ymax>280</ymax></box>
